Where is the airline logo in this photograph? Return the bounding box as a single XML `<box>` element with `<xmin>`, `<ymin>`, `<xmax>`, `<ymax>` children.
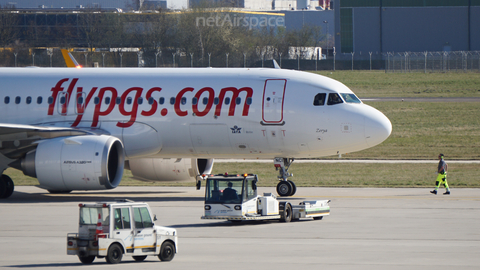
<box><xmin>47</xmin><ymin>78</ymin><xmax>254</xmax><ymax>128</ymax></box>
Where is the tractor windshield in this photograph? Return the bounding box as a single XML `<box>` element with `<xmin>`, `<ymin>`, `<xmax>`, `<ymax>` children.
<box><xmin>205</xmin><ymin>179</ymin><xmax>243</xmax><ymax>204</ymax></box>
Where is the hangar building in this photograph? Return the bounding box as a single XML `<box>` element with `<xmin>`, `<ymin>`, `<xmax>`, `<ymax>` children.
<box><xmin>334</xmin><ymin>0</ymin><xmax>480</xmax><ymax>54</ymax></box>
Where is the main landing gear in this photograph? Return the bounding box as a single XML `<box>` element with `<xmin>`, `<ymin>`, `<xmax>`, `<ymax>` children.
<box><xmin>0</xmin><ymin>174</ymin><xmax>14</xmax><ymax>199</ymax></box>
<box><xmin>274</xmin><ymin>158</ymin><xmax>296</xmax><ymax>197</ymax></box>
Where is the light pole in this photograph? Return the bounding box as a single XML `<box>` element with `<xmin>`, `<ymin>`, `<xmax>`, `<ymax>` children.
<box><xmin>323</xmin><ymin>20</ymin><xmax>329</xmax><ymax>59</ymax></box>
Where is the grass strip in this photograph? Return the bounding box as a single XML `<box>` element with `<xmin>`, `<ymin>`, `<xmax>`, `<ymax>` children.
<box><xmin>9</xmin><ymin>161</ymin><xmax>478</xmax><ymax>188</ymax></box>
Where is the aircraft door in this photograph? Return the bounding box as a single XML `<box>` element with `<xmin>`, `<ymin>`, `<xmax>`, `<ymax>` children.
<box><xmin>262</xmin><ymin>79</ymin><xmax>286</xmax><ymax>124</ymax></box>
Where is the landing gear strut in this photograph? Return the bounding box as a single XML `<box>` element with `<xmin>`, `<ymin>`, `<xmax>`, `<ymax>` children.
<box><xmin>274</xmin><ymin>158</ymin><xmax>296</xmax><ymax>197</ymax></box>
<box><xmin>0</xmin><ymin>174</ymin><xmax>14</xmax><ymax>199</ymax></box>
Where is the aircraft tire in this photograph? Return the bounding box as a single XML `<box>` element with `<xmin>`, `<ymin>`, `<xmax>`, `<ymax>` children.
<box><xmin>287</xmin><ymin>180</ymin><xmax>297</xmax><ymax>196</ymax></box>
<box><xmin>0</xmin><ymin>175</ymin><xmax>14</xmax><ymax>199</ymax></box>
<box><xmin>276</xmin><ymin>181</ymin><xmax>293</xmax><ymax>197</ymax></box>
<box><xmin>0</xmin><ymin>177</ymin><xmax>5</xmax><ymax>198</ymax></box>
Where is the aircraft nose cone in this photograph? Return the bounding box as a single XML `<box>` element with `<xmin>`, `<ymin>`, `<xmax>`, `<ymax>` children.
<box><xmin>364</xmin><ymin>108</ymin><xmax>392</xmax><ymax>147</ymax></box>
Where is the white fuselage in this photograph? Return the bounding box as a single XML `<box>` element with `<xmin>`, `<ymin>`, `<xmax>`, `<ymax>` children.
<box><xmin>0</xmin><ymin>67</ymin><xmax>391</xmax><ymax>160</ymax></box>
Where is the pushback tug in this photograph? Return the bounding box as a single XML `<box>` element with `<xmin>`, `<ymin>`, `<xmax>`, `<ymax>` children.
<box><xmin>201</xmin><ymin>174</ymin><xmax>330</xmax><ymax>222</ymax></box>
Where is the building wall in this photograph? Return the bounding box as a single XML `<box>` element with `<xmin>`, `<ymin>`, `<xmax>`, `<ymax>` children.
<box><xmin>352</xmin><ymin>8</ymin><xmax>381</xmax><ymax>53</ymax></box>
<box><xmin>382</xmin><ymin>7</ymin><xmax>469</xmax><ymax>52</ymax></box>
<box><xmin>284</xmin><ymin>9</ymin><xmax>333</xmax><ymax>30</ymax></box>
<box><xmin>335</xmin><ymin>0</ymin><xmax>480</xmax><ymax>54</ymax></box>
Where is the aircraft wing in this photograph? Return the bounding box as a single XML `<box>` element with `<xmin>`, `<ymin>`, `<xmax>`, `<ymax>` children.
<box><xmin>0</xmin><ymin>123</ymin><xmax>94</xmax><ymax>160</ymax></box>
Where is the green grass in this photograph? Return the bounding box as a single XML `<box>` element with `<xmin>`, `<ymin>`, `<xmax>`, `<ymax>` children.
<box><xmin>313</xmin><ymin>71</ymin><xmax>480</xmax><ymax>98</ymax></box>
<box><xmin>9</xmin><ymin>162</ymin><xmax>478</xmax><ymax>188</ymax></box>
<box><xmin>347</xmin><ymin>102</ymin><xmax>480</xmax><ymax>160</ymax></box>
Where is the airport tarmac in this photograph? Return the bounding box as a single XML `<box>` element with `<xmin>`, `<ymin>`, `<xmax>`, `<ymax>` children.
<box><xmin>1</xmin><ymin>186</ymin><xmax>479</xmax><ymax>270</ymax></box>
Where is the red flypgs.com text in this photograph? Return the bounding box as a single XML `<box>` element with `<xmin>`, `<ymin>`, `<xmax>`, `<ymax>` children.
<box><xmin>48</xmin><ymin>78</ymin><xmax>253</xmax><ymax>128</ymax></box>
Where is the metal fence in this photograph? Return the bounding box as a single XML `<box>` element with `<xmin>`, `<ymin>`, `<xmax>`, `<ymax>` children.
<box><xmin>383</xmin><ymin>51</ymin><xmax>480</xmax><ymax>73</ymax></box>
<box><xmin>1</xmin><ymin>48</ymin><xmax>479</xmax><ymax>72</ymax></box>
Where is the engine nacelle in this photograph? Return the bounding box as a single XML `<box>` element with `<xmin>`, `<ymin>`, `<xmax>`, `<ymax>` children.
<box><xmin>19</xmin><ymin>135</ymin><xmax>125</xmax><ymax>192</ymax></box>
<box><xmin>127</xmin><ymin>158</ymin><xmax>214</xmax><ymax>182</ymax></box>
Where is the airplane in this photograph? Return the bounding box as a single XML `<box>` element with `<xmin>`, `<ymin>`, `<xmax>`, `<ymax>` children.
<box><xmin>0</xmin><ymin>66</ymin><xmax>392</xmax><ymax>199</ymax></box>
<box><xmin>61</xmin><ymin>49</ymin><xmax>82</xmax><ymax>69</ymax></box>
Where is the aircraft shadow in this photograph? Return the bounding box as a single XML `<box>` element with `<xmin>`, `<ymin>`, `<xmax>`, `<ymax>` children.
<box><xmin>171</xmin><ymin>218</ymin><xmax>310</xmax><ymax>228</ymax></box>
<box><xmin>2</xmin><ymin>190</ymin><xmax>204</xmax><ymax>204</ymax></box>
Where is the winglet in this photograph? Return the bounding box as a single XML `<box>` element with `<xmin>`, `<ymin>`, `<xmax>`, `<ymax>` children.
<box><xmin>273</xmin><ymin>59</ymin><xmax>281</xmax><ymax>69</ymax></box>
<box><xmin>61</xmin><ymin>49</ymin><xmax>82</xmax><ymax>68</ymax></box>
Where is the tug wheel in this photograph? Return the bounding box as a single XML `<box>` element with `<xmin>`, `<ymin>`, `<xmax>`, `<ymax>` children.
<box><xmin>158</xmin><ymin>241</ymin><xmax>175</xmax><ymax>261</ymax></box>
<box><xmin>106</xmin><ymin>243</ymin><xmax>123</xmax><ymax>264</ymax></box>
<box><xmin>279</xmin><ymin>202</ymin><xmax>292</xmax><ymax>223</ymax></box>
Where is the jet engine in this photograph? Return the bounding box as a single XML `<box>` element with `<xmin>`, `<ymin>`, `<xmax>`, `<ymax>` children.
<box><xmin>16</xmin><ymin>135</ymin><xmax>124</xmax><ymax>192</ymax></box>
<box><xmin>127</xmin><ymin>158</ymin><xmax>214</xmax><ymax>182</ymax></box>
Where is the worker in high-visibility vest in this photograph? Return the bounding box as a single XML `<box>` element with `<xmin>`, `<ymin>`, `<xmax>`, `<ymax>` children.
<box><xmin>430</xmin><ymin>153</ymin><xmax>450</xmax><ymax>195</ymax></box>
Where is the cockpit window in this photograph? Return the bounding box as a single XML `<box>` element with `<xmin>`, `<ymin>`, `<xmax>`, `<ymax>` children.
<box><xmin>327</xmin><ymin>93</ymin><xmax>343</xmax><ymax>105</ymax></box>
<box><xmin>341</xmin><ymin>93</ymin><xmax>362</xmax><ymax>104</ymax></box>
<box><xmin>313</xmin><ymin>93</ymin><xmax>326</xmax><ymax>106</ymax></box>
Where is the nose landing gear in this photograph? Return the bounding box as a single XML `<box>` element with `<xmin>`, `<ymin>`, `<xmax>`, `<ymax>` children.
<box><xmin>274</xmin><ymin>158</ymin><xmax>296</xmax><ymax>197</ymax></box>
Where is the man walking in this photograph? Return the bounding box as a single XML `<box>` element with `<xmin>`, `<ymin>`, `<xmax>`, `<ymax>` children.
<box><xmin>431</xmin><ymin>153</ymin><xmax>450</xmax><ymax>195</ymax></box>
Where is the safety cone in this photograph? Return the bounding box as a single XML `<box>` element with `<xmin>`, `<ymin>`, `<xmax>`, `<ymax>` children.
<box><xmin>95</xmin><ymin>213</ymin><xmax>105</xmax><ymax>239</ymax></box>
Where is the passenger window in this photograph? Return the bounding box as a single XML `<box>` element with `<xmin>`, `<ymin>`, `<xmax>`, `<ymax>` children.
<box><xmin>313</xmin><ymin>93</ymin><xmax>326</xmax><ymax>106</ymax></box>
<box><xmin>137</xmin><ymin>97</ymin><xmax>143</xmax><ymax>105</ymax></box>
<box><xmin>327</xmin><ymin>93</ymin><xmax>343</xmax><ymax>105</ymax></box>
<box><xmin>48</xmin><ymin>96</ymin><xmax>54</xmax><ymax>104</ymax></box>
<box><xmin>4</xmin><ymin>96</ymin><xmax>10</xmax><ymax>104</ymax></box>
<box><xmin>105</xmin><ymin>97</ymin><xmax>111</xmax><ymax>105</ymax></box>
<box><xmin>192</xmin><ymin>97</ymin><xmax>198</xmax><ymax>105</ymax></box>
<box><xmin>246</xmin><ymin>97</ymin><xmax>252</xmax><ymax>105</ymax></box>
<box><xmin>225</xmin><ymin>97</ymin><xmax>230</xmax><ymax>105</ymax></box>
<box><xmin>202</xmin><ymin>97</ymin><xmax>208</xmax><ymax>105</ymax></box>
<box><xmin>148</xmin><ymin>97</ymin><xmax>154</xmax><ymax>105</ymax></box>
<box><xmin>181</xmin><ymin>97</ymin><xmax>187</xmax><ymax>105</ymax></box>
<box><xmin>126</xmin><ymin>97</ymin><xmax>132</xmax><ymax>105</ymax></box>
<box><xmin>159</xmin><ymin>97</ymin><xmax>165</xmax><ymax>105</ymax></box>
<box><xmin>77</xmin><ymin>96</ymin><xmax>84</xmax><ymax>104</ymax></box>
<box><xmin>26</xmin><ymin>96</ymin><xmax>32</xmax><ymax>104</ymax></box>
<box><xmin>214</xmin><ymin>97</ymin><xmax>219</xmax><ymax>105</ymax></box>
<box><xmin>116</xmin><ymin>97</ymin><xmax>121</xmax><ymax>104</ymax></box>
<box><xmin>15</xmin><ymin>96</ymin><xmax>21</xmax><ymax>104</ymax></box>
<box><xmin>37</xmin><ymin>96</ymin><xmax>42</xmax><ymax>104</ymax></box>
<box><xmin>235</xmin><ymin>97</ymin><xmax>241</xmax><ymax>105</ymax></box>
<box><xmin>94</xmin><ymin>97</ymin><xmax>100</xmax><ymax>105</ymax></box>
<box><xmin>170</xmin><ymin>97</ymin><xmax>175</xmax><ymax>105</ymax></box>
